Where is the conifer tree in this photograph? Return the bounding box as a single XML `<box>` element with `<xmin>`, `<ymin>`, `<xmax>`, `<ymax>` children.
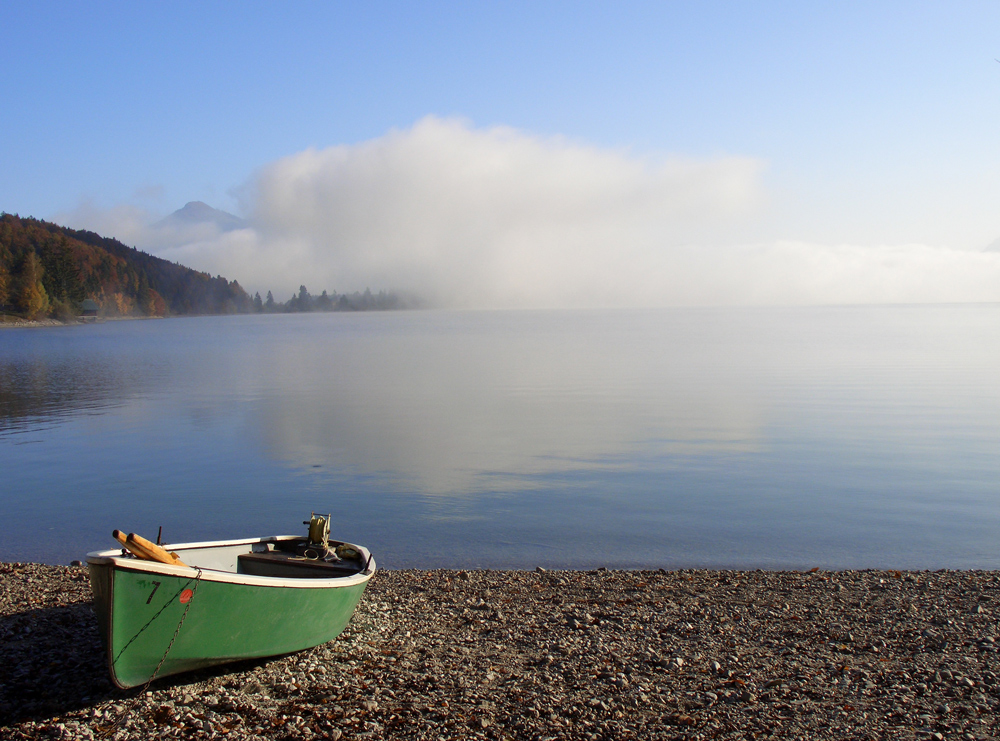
<box><xmin>137</xmin><ymin>273</ymin><xmax>154</xmax><ymax>315</ymax></box>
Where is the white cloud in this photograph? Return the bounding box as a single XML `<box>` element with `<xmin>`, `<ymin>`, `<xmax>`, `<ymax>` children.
<box><xmin>152</xmin><ymin>116</ymin><xmax>764</xmax><ymax>305</ymax></box>
<box><xmin>56</xmin><ymin>116</ymin><xmax>1000</xmax><ymax>307</ymax></box>
<box><xmin>235</xmin><ymin>116</ymin><xmax>764</xmax><ymax>306</ymax></box>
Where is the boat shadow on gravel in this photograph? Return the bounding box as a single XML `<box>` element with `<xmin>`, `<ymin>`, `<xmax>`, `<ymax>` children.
<box><xmin>0</xmin><ymin>601</ymin><xmax>274</xmax><ymax>726</ymax></box>
<box><xmin>0</xmin><ymin>601</ymin><xmax>110</xmax><ymax>725</ymax></box>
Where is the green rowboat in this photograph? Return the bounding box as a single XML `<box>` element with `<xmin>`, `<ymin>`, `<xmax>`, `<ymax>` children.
<box><xmin>86</xmin><ymin>533</ymin><xmax>375</xmax><ymax>689</ymax></box>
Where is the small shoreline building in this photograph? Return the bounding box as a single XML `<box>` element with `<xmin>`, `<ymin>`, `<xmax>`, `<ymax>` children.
<box><xmin>79</xmin><ymin>299</ymin><xmax>99</xmax><ymax>322</ymax></box>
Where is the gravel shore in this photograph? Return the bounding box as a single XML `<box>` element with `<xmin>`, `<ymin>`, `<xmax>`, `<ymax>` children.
<box><xmin>0</xmin><ymin>318</ymin><xmax>69</xmax><ymax>328</ymax></box>
<box><xmin>2</xmin><ymin>562</ymin><xmax>999</xmax><ymax>740</ymax></box>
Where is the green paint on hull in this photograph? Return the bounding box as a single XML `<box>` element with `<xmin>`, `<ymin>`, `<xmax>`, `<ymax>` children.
<box><xmin>89</xmin><ymin>562</ymin><xmax>370</xmax><ymax>688</ymax></box>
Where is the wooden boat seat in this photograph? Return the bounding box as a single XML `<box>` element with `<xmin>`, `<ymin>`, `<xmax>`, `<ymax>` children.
<box><xmin>237</xmin><ymin>551</ymin><xmax>363</xmax><ymax>579</ymax></box>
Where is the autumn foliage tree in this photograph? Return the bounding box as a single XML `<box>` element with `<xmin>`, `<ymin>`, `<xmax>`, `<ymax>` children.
<box><xmin>17</xmin><ymin>251</ymin><xmax>50</xmax><ymax>319</ymax></box>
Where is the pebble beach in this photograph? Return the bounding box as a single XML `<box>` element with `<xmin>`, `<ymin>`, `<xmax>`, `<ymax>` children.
<box><xmin>2</xmin><ymin>563</ymin><xmax>999</xmax><ymax>740</ymax></box>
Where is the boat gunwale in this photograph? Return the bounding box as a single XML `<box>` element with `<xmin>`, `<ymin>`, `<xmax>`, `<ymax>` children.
<box><xmin>86</xmin><ymin>535</ymin><xmax>375</xmax><ymax>589</ymax></box>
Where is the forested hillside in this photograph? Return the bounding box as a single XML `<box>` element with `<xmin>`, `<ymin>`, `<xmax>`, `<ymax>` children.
<box><xmin>0</xmin><ymin>213</ymin><xmax>251</xmax><ymax>319</ymax></box>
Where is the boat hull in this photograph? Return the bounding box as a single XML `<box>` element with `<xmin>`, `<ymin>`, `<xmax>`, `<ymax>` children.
<box><xmin>87</xmin><ymin>537</ymin><xmax>373</xmax><ymax>688</ymax></box>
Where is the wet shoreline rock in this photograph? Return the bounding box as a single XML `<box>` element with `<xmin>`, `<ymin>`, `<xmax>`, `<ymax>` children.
<box><xmin>2</xmin><ymin>563</ymin><xmax>1000</xmax><ymax>739</ymax></box>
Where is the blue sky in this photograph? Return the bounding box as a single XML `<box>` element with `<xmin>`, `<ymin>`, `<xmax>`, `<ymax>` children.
<box><xmin>5</xmin><ymin>2</ymin><xmax>1000</xmax><ymax>305</ymax></box>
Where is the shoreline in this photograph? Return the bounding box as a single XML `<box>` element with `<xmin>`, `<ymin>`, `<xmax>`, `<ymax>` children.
<box><xmin>0</xmin><ymin>317</ymin><xmax>79</xmax><ymax>328</ymax></box>
<box><xmin>0</xmin><ymin>315</ymin><xmax>163</xmax><ymax>329</ymax></box>
<box><xmin>2</xmin><ymin>563</ymin><xmax>999</xmax><ymax>739</ymax></box>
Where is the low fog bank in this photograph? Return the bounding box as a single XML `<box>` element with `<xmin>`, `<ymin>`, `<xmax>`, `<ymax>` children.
<box><xmin>58</xmin><ymin>117</ymin><xmax>1000</xmax><ymax>308</ymax></box>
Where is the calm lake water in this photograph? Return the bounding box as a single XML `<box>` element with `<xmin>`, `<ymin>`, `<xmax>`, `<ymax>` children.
<box><xmin>2</xmin><ymin>306</ymin><xmax>1000</xmax><ymax>569</ymax></box>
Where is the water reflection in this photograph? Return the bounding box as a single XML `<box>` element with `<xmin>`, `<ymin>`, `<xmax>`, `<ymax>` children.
<box><xmin>3</xmin><ymin>308</ymin><xmax>1000</xmax><ymax>569</ymax></box>
<box><xmin>0</xmin><ymin>355</ymin><xmax>161</xmax><ymax>437</ymax></box>
<box><xmin>252</xmin><ymin>311</ymin><xmax>768</xmax><ymax>494</ymax></box>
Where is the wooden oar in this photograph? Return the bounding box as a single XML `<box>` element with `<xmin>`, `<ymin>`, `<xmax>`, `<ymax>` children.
<box><xmin>113</xmin><ymin>530</ymin><xmax>188</xmax><ymax>566</ymax></box>
<box><xmin>128</xmin><ymin>532</ymin><xmax>187</xmax><ymax>566</ymax></box>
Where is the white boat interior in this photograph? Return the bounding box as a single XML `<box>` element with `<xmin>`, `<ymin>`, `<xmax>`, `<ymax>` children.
<box><xmin>87</xmin><ymin>535</ymin><xmax>375</xmax><ymax>587</ymax></box>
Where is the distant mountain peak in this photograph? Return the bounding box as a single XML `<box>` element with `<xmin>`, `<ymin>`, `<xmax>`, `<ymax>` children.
<box><xmin>156</xmin><ymin>202</ymin><xmax>247</xmax><ymax>232</ymax></box>
<box><xmin>177</xmin><ymin>201</ymin><xmax>217</xmax><ymax>216</ymax></box>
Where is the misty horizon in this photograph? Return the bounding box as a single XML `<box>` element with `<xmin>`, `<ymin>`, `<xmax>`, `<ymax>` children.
<box><xmin>54</xmin><ymin>116</ymin><xmax>1000</xmax><ymax>311</ymax></box>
